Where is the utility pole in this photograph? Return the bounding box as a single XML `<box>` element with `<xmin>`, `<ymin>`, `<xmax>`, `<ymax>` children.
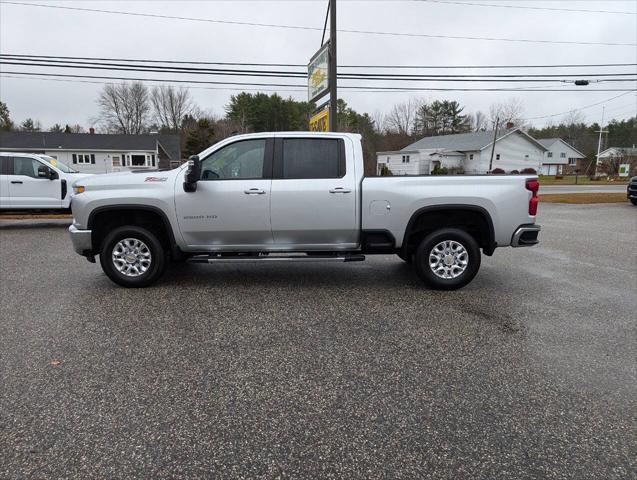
<box><xmin>594</xmin><ymin>107</ymin><xmax>607</xmax><ymax>178</ymax></box>
<box><xmin>488</xmin><ymin>117</ymin><xmax>499</xmax><ymax>173</ymax></box>
<box><xmin>328</xmin><ymin>0</ymin><xmax>337</xmax><ymax>131</ymax></box>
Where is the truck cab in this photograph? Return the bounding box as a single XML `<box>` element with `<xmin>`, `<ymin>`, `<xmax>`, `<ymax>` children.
<box><xmin>0</xmin><ymin>152</ymin><xmax>92</xmax><ymax>210</ymax></box>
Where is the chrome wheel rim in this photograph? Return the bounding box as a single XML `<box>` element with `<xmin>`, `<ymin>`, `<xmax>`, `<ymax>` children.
<box><xmin>429</xmin><ymin>240</ymin><xmax>468</xmax><ymax>279</ymax></box>
<box><xmin>112</xmin><ymin>238</ymin><xmax>152</xmax><ymax>277</ymax></box>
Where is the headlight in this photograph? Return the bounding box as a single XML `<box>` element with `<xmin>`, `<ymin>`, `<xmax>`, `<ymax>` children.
<box><xmin>73</xmin><ymin>185</ymin><xmax>86</xmax><ymax>195</ymax></box>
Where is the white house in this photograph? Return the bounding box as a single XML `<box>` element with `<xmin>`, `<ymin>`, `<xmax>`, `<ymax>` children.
<box><xmin>598</xmin><ymin>146</ymin><xmax>637</xmax><ymax>161</ymax></box>
<box><xmin>536</xmin><ymin>138</ymin><xmax>585</xmax><ymax>175</ymax></box>
<box><xmin>0</xmin><ymin>131</ymin><xmax>182</xmax><ymax>173</ymax></box>
<box><xmin>377</xmin><ymin>128</ymin><xmax>547</xmax><ymax>175</ymax></box>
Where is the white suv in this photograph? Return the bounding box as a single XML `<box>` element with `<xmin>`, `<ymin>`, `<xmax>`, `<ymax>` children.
<box><xmin>0</xmin><ymin>152</ymin><xmax>92</xmax><ymax>210</ymax></box>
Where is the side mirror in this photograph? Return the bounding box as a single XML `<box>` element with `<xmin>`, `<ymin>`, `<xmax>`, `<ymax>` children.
<box><xmin>38</xmin><ymin>165</ymin><xmax>58</xmax><ymax>180</ymax></box>
<box><xmin>183</xmin><ymin>155</ymin><xmax>201</xmax><ymax>192</ymax></box>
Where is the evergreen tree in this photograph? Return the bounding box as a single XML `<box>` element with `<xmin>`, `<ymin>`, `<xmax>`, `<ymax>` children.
<box><xmin>0</xmin><ymin>101</ymin><xmax>13</xmax><ymax>131</ymax></box>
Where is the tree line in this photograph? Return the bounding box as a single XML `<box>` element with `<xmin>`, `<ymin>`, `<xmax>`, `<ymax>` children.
<box><xmin>1</xmin><ymin>82</ymin><xmax>635</xmax><ymax>175</ymax></box>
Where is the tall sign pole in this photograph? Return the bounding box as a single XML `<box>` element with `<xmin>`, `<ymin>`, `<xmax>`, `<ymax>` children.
<box><xmin>328</xmin><ymin>0</ymin><xmax>337</xmax><ymax>131</ymax></box>
<box><xmin>594</xmin><ymin>106</ymin><xmax>607</xmax><ymax>178</ymax></box>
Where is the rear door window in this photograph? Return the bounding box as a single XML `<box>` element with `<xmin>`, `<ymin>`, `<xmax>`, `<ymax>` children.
<box><xmin>0</xmin><ymin>157</ymin><xmax>11</xmax><ymax>175</ymax></box>
<box><xmin>280</xmin><ymin>138</ymin><xmax>344</xmax><ymax>179</ymax></box>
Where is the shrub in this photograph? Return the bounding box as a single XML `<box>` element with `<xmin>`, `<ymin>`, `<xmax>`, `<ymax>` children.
<box><xmin>510</xmin><ymin>170</ymin><xmax>520</xmax><ymax>174</ymax></box>
<box><xmin>448</xmin><ymin>167</ymin><xmax>465</xmax><ymax>175</ymax></box>
<box><xmin>491</xmin><ymin>168</ymin><xmax>505</xmax><ymax>174</ymax></box>
<box><xmin>379</xmin><ymin>164</ymin><xmax>393</xmax><ymax>176</ymax></box>
<box><xmin>431</xmin><ymin>166</ymin><xmax>449</xmax><ymax>175</ymax></box>
<box><xmin>521</xmin><ymin>168</ymin><xmax>537</xmax><ymax>174</ymax></box>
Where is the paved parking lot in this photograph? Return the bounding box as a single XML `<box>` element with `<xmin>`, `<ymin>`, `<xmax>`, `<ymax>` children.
<box><xmin>1</xmin><ymin>203</ymin><xmax>635</xmax><ymax>479</ymax></box>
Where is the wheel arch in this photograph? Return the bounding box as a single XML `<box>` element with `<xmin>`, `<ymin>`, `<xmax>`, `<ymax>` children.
<box><xmin>87</xmin><ymin>205</ymin><xmax>182</xmax><ymax>258</ymax></box>
<box><xmin>402</xmin><ymin>204</ymin><xmax>496</xmax><ymax>257</ymax></box>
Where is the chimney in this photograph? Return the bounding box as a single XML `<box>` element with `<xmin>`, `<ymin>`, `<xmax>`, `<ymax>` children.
<box><xmin>506</xmin><ymin>121</ymin><xmax>514</xmax><ymax>129</ymax></box>
<box><xmin>89</xmin><ymin>127</ymin><xmax>95</xmax><ymax>134</ymax></box>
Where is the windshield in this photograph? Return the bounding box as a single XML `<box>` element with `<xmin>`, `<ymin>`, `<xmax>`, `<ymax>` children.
<box><xmin>38</xmin><ymin>155</ymin><xmax>79</xmax><ymax>173</ymax></box>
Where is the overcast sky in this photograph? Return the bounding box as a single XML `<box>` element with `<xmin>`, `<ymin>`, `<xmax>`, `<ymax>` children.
<box><xmin>0</xmin><ymin>0</ymin><xmax>635</xmax><ymax>130</ymax></box>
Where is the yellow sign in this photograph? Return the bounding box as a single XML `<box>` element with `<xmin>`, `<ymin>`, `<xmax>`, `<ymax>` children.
<box><xmin>309</xmin><ymin>109</ymin><xmax>329</xmax><ymax>132</ymax></box>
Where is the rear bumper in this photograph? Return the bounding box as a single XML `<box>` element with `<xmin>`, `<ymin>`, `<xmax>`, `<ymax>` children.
<box><xmin>69</xmin><ymin>224</ymin><xmax>92</xmax><ymax>255</ymax></box>
<box><xmin>627</xmin><ymin>185</ymin><xmax>637</xmax><ymax>199</ymax></box>
<box><xmin>511</xmin><ymin>224</ymin><xmax>541</xmax><ymax>247</ymax></box>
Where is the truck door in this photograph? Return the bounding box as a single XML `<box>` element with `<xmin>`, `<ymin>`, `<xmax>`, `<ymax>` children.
<box><xmin>174</xmin><ymin>138</ymin><xmax>274</xmax><ymax>249</ymax></box>
<box><xmin>270</xmin><ymin>136</ymin><xmax>358</xmax><ymax>249</ymax></box>
<box><xmin>0</xmin><ymin>156</ymin><xmax>10</xmax><ymax>208</ymax></box>
<box><xmin>8</xmin><ymin>156</ymin><xmax>62</xmax><ymax>209</ymax></box>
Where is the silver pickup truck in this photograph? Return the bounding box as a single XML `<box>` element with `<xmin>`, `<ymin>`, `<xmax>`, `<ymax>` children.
<box><xmin>69</xmin><ymin>132</ymin><xmax>540</xmax><ymax>289</ymax></box>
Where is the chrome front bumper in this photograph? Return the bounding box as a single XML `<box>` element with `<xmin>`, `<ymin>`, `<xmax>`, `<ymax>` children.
<box><xmin>511</xmin><ymin>224</ymin><xmax>541</xmax><ymax>247</ymax></box>
<box><xmin>69</xmin><ymin>224</ymin><xmax>92</xmax><ymax>255</ymax></box>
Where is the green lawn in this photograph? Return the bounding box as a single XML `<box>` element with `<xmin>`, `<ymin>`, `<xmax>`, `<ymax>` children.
<box><xmin>538</xmin><ymin>175</ymin><xmax>628</xmax><ymax>185</ymax></box>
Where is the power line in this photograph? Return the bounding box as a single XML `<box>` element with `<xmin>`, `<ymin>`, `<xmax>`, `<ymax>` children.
<box><xmin>2</xmin><ymin>59</ymin><xmax>635</xmax><ymax>83</ymax></box>
<box><xmin>4</xmin><ymin>53</ymin><xmax>636</xmax><ymax>71</ymax></box>
<box><xmin>522</xmin><ymin>91</ymin><xmax>635</xmax><ymax>120</ymax></box>
<box><xmin>1</xmin><ymin>1</ymin><xmax>634</xmax><ymax>47</ymax></box>
<box><xmin>418</xmin><ymin>0</ymin><xmax>637</xmax><ymax>15</ymax></box>
<box><xmin>2</xmin><ymin>70</ymin><xmax>634</xmax><ymax>92</ymax></box>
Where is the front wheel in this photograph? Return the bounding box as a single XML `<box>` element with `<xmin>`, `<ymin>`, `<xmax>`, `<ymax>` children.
<box><xmin>631</xmin><ymin>198</ymin><xmax>637</xmax><ymax>206</ymax></box>
<box><xmin>99</xmin><ymin>226</ymin><xmax>167</xmax><ymax>287</ymax></box>
<box><xmin>414</xmin><ymin>228</ymin><xmax>481</xmax><ymax>290</ymax></box>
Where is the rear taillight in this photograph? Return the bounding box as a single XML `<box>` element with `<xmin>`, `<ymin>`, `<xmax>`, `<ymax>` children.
<box><xmin>526</xmin><ymin>179</ymin><xmax>539</xmax><ymax>216</ymax></box>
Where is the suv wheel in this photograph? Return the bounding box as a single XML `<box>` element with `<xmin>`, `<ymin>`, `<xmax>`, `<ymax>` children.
<box><xmin>414</xmin><ymin>228</ymin><xmax>481</xmax><ymax>290</ymax></box>
<box><xmin>99</xmin><ymin>226</ymin><xmax>166</xmax><ymax>287</ymax></box>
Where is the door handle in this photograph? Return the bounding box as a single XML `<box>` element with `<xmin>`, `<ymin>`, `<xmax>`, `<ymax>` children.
<box><xmin>329</xmin><ymin>187</ymin><xmax>351</xmax><ymax>194</ymax></box>
<box><xmin>11</xmin><ymin>181</ymin><xmax>23</xmax><ymax>184</ymax></box>
<box><xmin>244</xmin><ymin>188</ymin><xmax>266</xmax><ymax>195</ymax></box>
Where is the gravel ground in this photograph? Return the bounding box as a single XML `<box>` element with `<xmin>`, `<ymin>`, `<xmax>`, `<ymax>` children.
<box><xmin>1</xmin><ymin>203</ymin><xmax>635</xmax><ymax>479</ymax></box>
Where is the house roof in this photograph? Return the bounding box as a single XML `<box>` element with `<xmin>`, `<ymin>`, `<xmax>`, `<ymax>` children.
<box><xmin>599</xmin><ymin>147</ymin><xmax>637</xmax><ymax>157</ymax></box>
<box><xmin>536</xmin><ymin>138</ymin><xmax>586</xmax><ymax>158</ymax></box>
<box><xmin>402</xmin><ymin>128</ymin><xmax>547</xmax><ymax>152</ymax></box>
<box><xmin>0</xmin><ymin>131</ymin><xmax>182</xmax><ymax>160</ymax></box>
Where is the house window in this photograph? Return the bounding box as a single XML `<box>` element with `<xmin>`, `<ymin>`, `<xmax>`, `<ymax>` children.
<box><xmin>496</xmin><ymin>154</ymin><xmax>500</xmax><ymax>160</ymax></box>
<box><xmin>560</xmin><ymin>152</ymin><xmax>566</xmax><ymax>158</ymax></box>
<box><xmin>469</xmin><ymin>154</ymin><xmax>474</xmax><ymax>160</ymax></box>
<box><xmin>568</xmin><ymin>158</ymin><xmax>577</xmax><ymax>165</ymax></box>
<box><xmin>547</xmin><ymin>152</ymin><xmax>553</xmax><ymax>158</ymax></box>
<box><xmin>402</xmin><ymin>155</ymin><xmax>410</xmax><ymax>163</ymax></box>
<box><xmin>72</xmin><ymin>153</ymin><xmax>95</xmax><ymax>164</ymax></box>
<box><xmin>112</xmin><ymin>156</ymin><xmax>121</xmax><ymax>167</ymax></box>
<box><xmin>130</xmin><ymin>155</ymin><xmax>146</xmax><ymax>166</ymax></box>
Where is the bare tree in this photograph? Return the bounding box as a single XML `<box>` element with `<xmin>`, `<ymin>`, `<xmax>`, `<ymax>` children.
<box><xmin>385</xmin><ymin>98</ymin><xmax>417</xmax><ymax>136</ymax></box>
<box><xmin>371</xmin><ymin>110</ymin><xmax>386</xmax><ymax>134</ymax></box>
<box><xmin>489</xmin><ymin>98</ymin><xmax>526</xmax><ymax>130</ymax></box>
<box><xmin>96</xmin><ymin>82</ymin><xmax>150</xmax><ymax>134</ymax></box>
<box><xmin>150</xmin><ymin>85</ymin><xmax>195</xmax><ymax>131</ymax></box>
<box><xmin>471</xmin><ymin>111</ymin><xmax>488</xmax><ymax>132</ymax></box>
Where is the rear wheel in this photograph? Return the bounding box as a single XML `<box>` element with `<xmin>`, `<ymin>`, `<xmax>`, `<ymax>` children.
<box><xmin>99</xmin><ymin>226</ymin><xmax>167</xmax><ymax>287</ymax></box>
<box><xmin>414</xmin><ymin>228</ymin><xmax>481</xmax><ymax>290</ymax></box>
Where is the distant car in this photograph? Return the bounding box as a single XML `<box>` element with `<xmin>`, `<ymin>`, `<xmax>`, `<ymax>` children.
<box><xmin>0</xmin><ymin>153</ymin><xmax>93</xmax><ymax>210</ymax></box>
<box><xmin>628</xmin><ymin>176</ymin><xmax>637</xmax><ymax>206</ymax></box>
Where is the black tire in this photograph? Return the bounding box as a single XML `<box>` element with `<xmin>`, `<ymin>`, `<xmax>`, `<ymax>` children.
<box><xmin>397</xmin><ymin>251</ymin><xmax>413</xmax><ymax>264</ymax></box>
<box><xmin>414</xmin><ymin>228</ymin><xmax>481</xmax><ymax>290</ymax></box>
<box><xmin>631</xmin><ymin>199</ymin><xmax>637</xmax><ymax>206</ymax></box>
<box><xmin>99</xmin><ymin>226</ymin><xmax>167</xmax><ymax>288</ymax></box>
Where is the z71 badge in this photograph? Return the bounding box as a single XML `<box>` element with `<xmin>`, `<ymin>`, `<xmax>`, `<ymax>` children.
<box><xmin>144</xmin><ymin>177</ymin><xmax>168</xmax><ymax>182</ymax></box>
